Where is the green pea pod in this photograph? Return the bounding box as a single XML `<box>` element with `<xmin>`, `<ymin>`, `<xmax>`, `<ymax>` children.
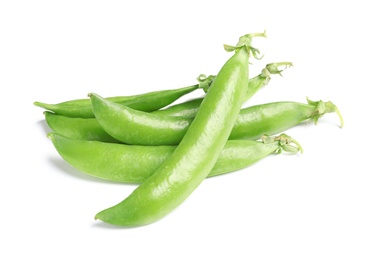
<box><xmin>33</xmin><ymin>76</ymin><xmax>214</xmax><ymax>118</ymax></box>
<box><xmin>90</xmin><ymin>95</ymin><xmax>343</xmax><ymax>146</ymax></box>
<box><xmin>90</xmin><ymin>93</ymin><xmax>190</xmax><ymax>145</ymax></box>
<box><xmin>48</xmin><ymin>133</ymin><xmax>302</xmax><ymax>183</ymax></box>
<box><xmin>151</xmin><ymin>62</ymin><xmax>292</xmax><ymax>118</ymax></box>
<box><xmin>94</xmin><ymin>32</ymin><xmax>264</xmax><ymax>227</ymax></box>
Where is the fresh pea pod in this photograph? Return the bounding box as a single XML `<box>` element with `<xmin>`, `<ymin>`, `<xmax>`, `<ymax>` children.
<box><xmin>33</xmin><ymin>76</ymin><xmax>214</xmax><ymax>118</ymax></box>
<box><xmin>90</xmin><ymin>94</ymin><xmax>343</xmax><ymax>146</ymax></box>
<box><xmin>94</xmin><ymin>32</ymin><xmax>264</xmax><ymax>226</ymax></box>
<box><xmin>48</xmin><ymin>133</ymin><xmax>302</xmax><ymax>183</ymax></box>
<box><xmin>151</xmin><ymin>62</ymin><xmax>292</xmax><ymax>118</ymax></box>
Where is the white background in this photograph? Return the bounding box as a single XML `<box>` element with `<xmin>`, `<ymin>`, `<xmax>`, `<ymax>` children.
<box><xmin>1</xmin><ymin>1</ymin><xmax>388</xmax><ymax>259</ymax></box>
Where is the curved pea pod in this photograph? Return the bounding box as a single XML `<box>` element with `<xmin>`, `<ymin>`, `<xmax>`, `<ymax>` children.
<box><xmin>151</xmin><ymin>62</ymin><xmax>292</xmax><ymax>118</ymax></box>
<box><xmin>48</xmin><ymin>133</ymin><xmax>302</xmax><ymax>183</ymax></box>
<box><xmin>90</xmin><ymin>95</ymin><xmax>343</xmax><ymax>146</ymax></box>
<box><xmin>33</xmin><ymin>76</ymin><xmax>214</xmax><ymax>118</ymax></box>
<box><xmin>90</xmin><ymin>93</ymin><xmax>191</xmax><ymax>145</ymax></box>
<box><xmin>94</xmin><ymin>32</ymin><xmax>264</xmax><ymax>227</ymax></box>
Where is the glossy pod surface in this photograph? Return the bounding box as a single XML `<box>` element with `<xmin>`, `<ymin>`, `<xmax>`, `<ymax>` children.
<box><xmin>90</xmin><ymin>93</ymin><xmax>191</xmax><ymax>145</ymax></box>
<box><xmin>230</xmin><ymin>102</ymin><xmax>318</xmax><ymax>139</ymax></box>
<box><xmin>48</xmin><ymin>133</ymin><xmax>301</xmax><ymax>183</ymax></box>
<box><xmin>94</xmin><ymin>34</ymin><xmax>256</xmax><ymax>226</ymax></box>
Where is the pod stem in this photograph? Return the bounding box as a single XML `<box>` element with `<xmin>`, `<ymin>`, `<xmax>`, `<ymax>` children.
<box><xmin>334</xmin><ymin>106</ymin><xmax>344</xmax><ymax>128</ymax></box>
<box><xmin>264</xmin><ymin>62</ymin><xmax>293</xmax><ymax>76</ymax></box>
<box><xmin>196</xmin><ymin>74</ymin><xmax>215</xmax><ymax>91</ymax></box>
<box><xmin>261</xmin><ymin>133</ymin><xmax>303</xmax><ymax>154</ymax></box>
<box><xmin>239</xmin><ymin>61</ymin><xmax>293</xmax><ymax>101</ymax></box>
<box><xmin>200</xmin><ymin>60</ymin><xmax>292</xmax><ymax>95</ymax></box>
<box><xmin>306</xmin><ymin>97</ymin><xmax>344</xmax><ymax>128</ymax></box>
<box><xmin>223</xmin><ymin>31</ymin><xmax>267</xmax><ymax>59</ymax></box>
<box><xmin>259</xmin><ymin>61</ymin><xmax>293</xmax><ymax>80</ymax></box>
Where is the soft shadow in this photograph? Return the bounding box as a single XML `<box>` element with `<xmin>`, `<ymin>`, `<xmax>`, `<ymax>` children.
<box><xmin>91</xmin><ymin>220</ymin><xmax>146</xmax><ymax>230</ymax></box>
<box><xmin>294</xmin><ymin>118</ymin><xmax>342</xmax><ymax>130</ymax></box>
<box><xmin>36</xmin><ymin>119</ymin><xmax>51</xmax><ymax>134</ymax></box>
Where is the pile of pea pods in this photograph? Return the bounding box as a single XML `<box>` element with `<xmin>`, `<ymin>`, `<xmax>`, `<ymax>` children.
<box><xmin>35</xmin><ymin>32</ymin><xmax>343</xmax><ymax>227</ymax></box>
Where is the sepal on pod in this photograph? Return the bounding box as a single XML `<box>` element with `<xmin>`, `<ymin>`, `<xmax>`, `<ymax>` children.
<box><xmin>306</xmin><ymin>97</ymin><xmax>344</xmax><ymax>128</ymax></box>
<box><xmin>197</xmin><ymin>74</ymin><xmax>215</xmax><ymax>92</ymax></box>
<box><xmin>224</xmin><ymin>31</ymin><xmax>267</xmax><ymax>60</ymax></box>
<box><xmin>261</xmin><ymin>133</ymin><xmax>303</xmax><ymax>154</ymax></box>
<box><xmin>265</xmin><ymin>62</ymin><xmax>293</xmax><ymax>76</ymax></box>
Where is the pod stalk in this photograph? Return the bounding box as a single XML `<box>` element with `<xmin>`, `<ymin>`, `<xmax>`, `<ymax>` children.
<box><xmin>196</xmin><ymin>74</ymin><xmax>215</xmax><ymax>91</ymax></box>
<box><xmin>224</xmin><ymin>31</ymin><xmax>267</xmax><ymax>59</ymax></box>
<box><xmin>261</xmin><ymin>133</ymin><xmax>303</xmax><ymax>154</ymax></box>
<box><xmin>307</xmin><ymin>97</ymin><xmax>344</xmax><ymax>128</ymax></box>
<box><xmin>265</xmin><ymin>62</ymin><xmax>293</xmax><ymax>76</ymax></box>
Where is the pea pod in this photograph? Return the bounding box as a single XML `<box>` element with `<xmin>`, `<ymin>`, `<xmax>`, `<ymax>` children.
<box><xmin>94</xmin><ymin>32</ymin><xmax>264</xmax><ymax>226</ymax></box>
<box><xmin>48</xmin><ymin>133</ymin><xmax>302</xmax><ymax>183</ymax></box>
<box><xmin>90</xmin><ymin>95</ymin><xmax>343</xmax><ymax>146</ymax></box>
<box><xmin>33</xmin><ymin>76</ymin><xmax>214</xmax><ymax>118</ymax></box>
